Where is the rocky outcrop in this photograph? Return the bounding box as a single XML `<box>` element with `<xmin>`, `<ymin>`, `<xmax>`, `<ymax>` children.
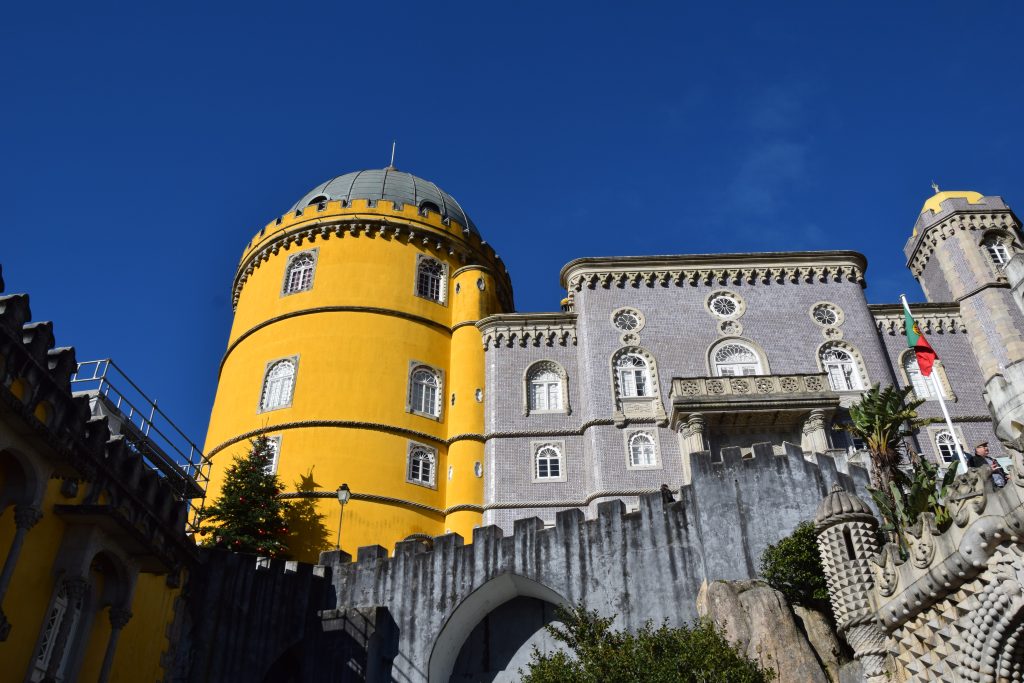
<box><xmin>793</xmin><ymin>604</ymin><xmax>847</xmax><ymax>682</ymax></box>
<box><xmin>697</xmin><ymin>580</ymin><xmax>830</xmax><ymax>683</ymax></box>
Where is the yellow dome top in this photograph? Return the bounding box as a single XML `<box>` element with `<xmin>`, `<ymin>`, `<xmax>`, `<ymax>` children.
<box><xmin>921</xmin><ymin>190</ymin><xmax>985</xmax><ymax>216</ymax></box>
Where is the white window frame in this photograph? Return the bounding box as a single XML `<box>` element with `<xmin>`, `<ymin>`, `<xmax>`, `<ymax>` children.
<box><xmin>281</xmin><ymin>249</ymin><xmax>318</xmax><ymax>296</ymax></box>
<box><xmin>984</xmin><ymin>237</ymin><xmax>1010</xmax><ymax>267</ymax></box>
<box><xmin>31</xmin><ymin>582</ymin><xmax>83</xmax><ymax>682</ymax></box>
<box><xmin>615</xmin><ymin>354</ymin><xmax>652</xmax><ymax>397</ymax></box>
<box><xmin>524</xmin><ymin>361</ymin><xmax>570</xmax><ymax>416</ymax></box>
<box><xmin>258</xmin><ymin>356</ymin><xmax>298</xmax><ymax>413</ymax></box>
<box><xmin>531</xmin><ymin>441</ymin><xmax>566</xmax><ymax>482</ymax></box>
<box><xmin>264</xmin><ymin>436</ymin><xmax>282</xmax><ymax>475</ymax></box>
<box><xmin>414</xmin><ymin>255</ymin><xmax>448</xmax><ymax>305</ymax></box>
<box><xmin>407</xmin><ymin>442</ymin><xmax>438</xmax><ymax>488</ymax></box>
<box><xmin>817</xmin><ymin>343</ymin><xmax>867</xmax><ymax>392</ymax></box>
<box><xmin>625</xmin><ymin>430</ymin><xmax>661</xmax><ymax>470</ymax></box>
<box><xmin>711</xmin><ymin>342</ymin><xmax>764</xmax><ymax>377</ymax></box>
<box><xmin>407</xmin><ymin>362</ymin><xmax>444</xmax><ymax>420</ymax></box>
<box><xmin>929</xmin><ymin>425</ymin><xmax>967</xmax><ymax>466</ymax></box>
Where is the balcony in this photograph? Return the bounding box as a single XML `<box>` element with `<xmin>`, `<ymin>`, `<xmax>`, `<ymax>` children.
<box><xmin>669</xmin><ymin>373</ymin><xmax>840</xmax><ymax>430</ymax></box>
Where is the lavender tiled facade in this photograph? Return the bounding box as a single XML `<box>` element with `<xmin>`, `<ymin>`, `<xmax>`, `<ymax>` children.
<box><xmin>480</xmin><ymin>192</ymin><xmax>1024</xmax><ymax>531</ymax></box>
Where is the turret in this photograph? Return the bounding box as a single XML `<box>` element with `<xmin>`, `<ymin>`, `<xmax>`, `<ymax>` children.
<box><xmin>905</xmin><ymin>191</ymin><xmax>1024</xmax><ymax>447</ymax></box>
<box><xmin>202</xmin><ymin>169</ymin><xmax>513</xmax><ymax>558</ymax></box>
<box><xmin>814</xmin><ymin>484</ymin><xmax>889</xmax><ymax>681</ymax></box>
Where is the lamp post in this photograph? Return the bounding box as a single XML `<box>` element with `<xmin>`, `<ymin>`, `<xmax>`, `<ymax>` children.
<box><xmin>335</xmin><ymin>484</ymin><xmax>351</xmax><ymax>551</ymax></box>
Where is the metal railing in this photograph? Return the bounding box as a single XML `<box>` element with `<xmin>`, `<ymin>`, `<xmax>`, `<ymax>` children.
<box><xmin>71</xmin><ymin>359</ymin><xmax>210</xmax><ymax>533</ymax></box>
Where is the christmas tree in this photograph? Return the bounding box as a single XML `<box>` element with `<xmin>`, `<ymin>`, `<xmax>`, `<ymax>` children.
<box><xmin>198</xmin><ymin>436</ymin><xmax>291</xmax><ymax>557</ymax></box>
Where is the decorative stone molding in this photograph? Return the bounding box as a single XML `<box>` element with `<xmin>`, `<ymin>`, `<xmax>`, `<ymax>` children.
<box><xmin>560</xmin><ymin>252</ymin><xmax>868</xmax><ymax>292</ymax></box>
<box><xmin>276</xmin><ymin>488</ymin><xmax>483</xmax><ymax>517</ymax></box>
<box><xmin>522</xmin><ymin>360</ymin><xmax>572</xmax><ymax>417</ymax></box>
<box><xmin>610</xmin><ymin>346</ymin><xmax>669</xmax><ymax>427</ymax></box>
<box><xmin>906</xmin><ymin>200</ymin><xmax>1020</xmax><ymax>276</ymax></box>
<box><xmin>869</xmin><ymin>303</ymin><xmax>966</xmax><ymax>335</ymax></box>
<box><xmin>477</xmin><ymin>313</ymin><xmax>577</xmax><ymax>350</ymax></box>
<box><xmin>13</xmin><ymin>504</ymin><xmax>42</xmax><ymax>531</ymax></box>
<box><xmin>671</xmin><ymin>373</ymin><xmax>831</xmax><ymax>401</ymax></box>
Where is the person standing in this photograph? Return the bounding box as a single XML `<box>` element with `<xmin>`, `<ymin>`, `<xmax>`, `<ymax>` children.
<box><xmin>970</xmin><ymin>442</ymin><xmax>1008</xmax><ymax>488</ymax></box>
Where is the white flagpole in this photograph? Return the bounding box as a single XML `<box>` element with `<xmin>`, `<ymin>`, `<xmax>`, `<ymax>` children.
<box><xmin>901</xmin><ymin>295</ymin><xmax>969</xmax><ymax>472</ymax></box>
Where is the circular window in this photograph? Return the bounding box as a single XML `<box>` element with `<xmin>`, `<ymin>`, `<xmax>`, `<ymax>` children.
<box><xmin>810</xmin><ymin>303</ymin><xmax>844</xmax><ymax>327</ymax></box>
<box><xmin>611</xmin><ymin>308</ymin><xmax>645</xmax><ymax>332</ymax></box>
<box><xmin>706</xmin><ymin>291</ymin><xmax>744</xmax><ymax>319</ymax></box>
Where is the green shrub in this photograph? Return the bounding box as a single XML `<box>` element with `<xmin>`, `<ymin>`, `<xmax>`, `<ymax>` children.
<box><xmin>521</xmin><ymin>603</ymin><xmax>773</xmax><ymax>683</ymax></box>
<box><xmin>759</xmin><ymin>521</ymin><xmax>830</xmax><ymax>613</ymax></box>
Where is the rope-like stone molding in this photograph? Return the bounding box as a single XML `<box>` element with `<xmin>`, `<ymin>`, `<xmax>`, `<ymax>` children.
<box><xmin>275</xmin><ymin>489</ymin><xmax>482</xmax><ymax>516</ymax></box>
<box><xmin>448</xmin><ymin>432</ymin><xmax>486</xmax><ymax>444</ymax></box>
<box><xmin>483</xmin><ymin>419</ymin><xmax>626</xmax><ymax>440</ymax></box>
<box><xmin>206</xmin><ymin>420</ymin><xmax>446</xmax><ymax>459</ymax></box>
<box><xmin>220</xmin><ymin>305</ymin><xmax>451</xmax><ymax>375</ymax></box>
<box><xmin>450</xmin><ymin>320</ymin><xmax>480</xmax><ymax>332</ymax></box>
<box><xmin>485</xmin><ymin>487</ymin><xmax>677</xmax><ymax>510</ymax></box>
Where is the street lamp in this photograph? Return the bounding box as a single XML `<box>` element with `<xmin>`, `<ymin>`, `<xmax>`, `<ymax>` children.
<box><xmin>335</xmin><ymin>484</ymin><xmax>351</xmax><ymax>551</ymax></box>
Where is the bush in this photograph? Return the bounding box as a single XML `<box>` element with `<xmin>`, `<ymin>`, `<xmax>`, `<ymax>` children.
<box><xmin>521</xmin><ymin>603</ymin><xmax>773</xmax><ymax>683</ymax></box>
<box><xmin>759</xmin><ymin>521</ymin><xmax>830</xmax><ymax>613</ymax></box>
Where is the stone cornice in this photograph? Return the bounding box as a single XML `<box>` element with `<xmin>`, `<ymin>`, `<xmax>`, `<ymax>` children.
<box><xmin>559</xmin><ymin>251</ymin><xmax>868</xmax><ymax>291</ymax></box>
<box><xmin>476</xmin><ymin>313</ymin><xmax>578</xmax><ymax>350</ymax></box>
<box><xmin>868</xmin><ymin>302</ymin><xmax>966</xmax><ymax>335</ymax></box>
<box><xmin>904</xmin><ymin>201</ymin><xmax>1020</xmax><ymax>276</ymax></box>
<box><xmin>231</xmin><ymin>210</ymin><xmax>514</xmax><ymax>312</ymax></box>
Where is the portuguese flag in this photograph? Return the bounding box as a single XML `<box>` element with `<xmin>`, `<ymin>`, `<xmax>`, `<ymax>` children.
<box><xmin>902</xmin><ymin>297</ymin><xmax>937</xmax><ymax>376</ymax></box>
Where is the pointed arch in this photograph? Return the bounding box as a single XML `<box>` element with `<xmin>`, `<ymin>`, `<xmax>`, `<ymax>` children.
<box><xmin>816</xmin><ymin>341</ymin><xmax>869</xmax><ymax>392</ymax></box>
<box><xmin>523</xmin><ymin>360</ymin><xmax>571</xmax><ymax>416</ymax></box>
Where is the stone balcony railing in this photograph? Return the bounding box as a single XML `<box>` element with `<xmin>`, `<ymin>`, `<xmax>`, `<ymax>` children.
<box><xmin>670</xmin><ymin>373</ymin><xmax>832</xmax><ymax>400</ymax></box>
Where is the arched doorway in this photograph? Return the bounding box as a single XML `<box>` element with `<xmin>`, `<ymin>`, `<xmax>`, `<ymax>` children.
<box><xmin>428</xmin><ymin>574</ymin><xmax>568</xmax><ymax>683</ymax></box>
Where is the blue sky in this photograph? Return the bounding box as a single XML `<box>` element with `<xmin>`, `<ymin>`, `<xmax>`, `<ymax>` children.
<box><xmin>2</xmin><ymin>3</ymin><xmax>1023</xmax><ymax>446</ymax></box>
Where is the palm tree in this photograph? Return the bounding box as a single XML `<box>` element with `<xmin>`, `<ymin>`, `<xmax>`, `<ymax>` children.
<box><xmin>836</xmin><ymin>383</ymin><xmax>936</xmax><ymax>492</ymax></box>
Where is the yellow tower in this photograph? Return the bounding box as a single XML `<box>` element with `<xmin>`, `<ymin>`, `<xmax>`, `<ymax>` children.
<box><xmin>202</xmin><ymin>168</ymin><xmax>512</xmax><ymax>559</ymax></box>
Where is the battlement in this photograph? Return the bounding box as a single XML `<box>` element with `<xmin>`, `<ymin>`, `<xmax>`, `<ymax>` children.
<box><xmin>231</xmin><ymin>200</ymin><xmax>512</xmax><ymax>311</ymax></box>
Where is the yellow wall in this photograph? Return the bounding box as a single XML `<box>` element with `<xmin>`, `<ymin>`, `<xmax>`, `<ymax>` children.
<box><xmin>203</xmin><ymin>201</ymin><xmax>511</xmax><ymax>558</ymax></box>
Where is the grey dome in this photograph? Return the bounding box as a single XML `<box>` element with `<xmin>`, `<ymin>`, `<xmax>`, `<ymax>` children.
<box><xmin>290</xmin><ymin>168</ymin><xmax>478</xmax><ymax>236</ymax></box>
<box><xmin>814</xmin><ymin>484</ymin><xmax>874</xmax><ymax>530</ymax></box>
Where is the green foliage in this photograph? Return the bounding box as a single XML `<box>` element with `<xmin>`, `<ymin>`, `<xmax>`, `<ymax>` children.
<box><xmin>283</xmin><ymin>469</ymin><xmax>332</xmax><ymax>563</ymax></box>
<box><xmin>521</xmin><ymin>604</ymin><xmax>774</xmax><ymax>683</ymax></box>
<box><xmin>198</xmin><ymin>436</ymin><xmax>291</xmax><ymax>557</ymax></box>
<box><xmin>868</xmin><ymin>452</ymin><xmax>957</xmax><ymax>551</ymax></box>
<box><xmin>759</xmin><ymin>522</ymin><xmax>830</xmax><ymax>613</ymax></box>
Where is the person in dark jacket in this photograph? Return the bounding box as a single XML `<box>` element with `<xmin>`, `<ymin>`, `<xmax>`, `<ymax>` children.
<box><xmin>660</xmin><ymin>483</ymin><xmax>676</xmax><ymax>503</ymax></box>
<box><xmin>970</xmin><ymin>442</ymin><xmax>1008</xmax><ymax>488</ymax></box>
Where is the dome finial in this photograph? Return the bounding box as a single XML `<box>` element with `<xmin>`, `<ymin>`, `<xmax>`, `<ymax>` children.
<box><xmin>931</xmin><ymin>180</ymin><xmax>941</xmax><ymax>194</ymax></box>
<box><xmin>387</xmin><ymin>140</ymin><xmax>397</xmax><ymax>170</ymax></box>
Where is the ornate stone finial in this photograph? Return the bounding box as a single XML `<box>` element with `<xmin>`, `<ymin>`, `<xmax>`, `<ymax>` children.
<box><xmin>931</xmin><ymin>180</ymin><xmax>941</xmax><ymax>194</ymax></box>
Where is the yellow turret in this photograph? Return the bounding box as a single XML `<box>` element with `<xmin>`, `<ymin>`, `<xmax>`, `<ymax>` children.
<box><xmin>202</xmin><ymin>169</ymin><xmax>512</xmax><ymax>560</ymax></box>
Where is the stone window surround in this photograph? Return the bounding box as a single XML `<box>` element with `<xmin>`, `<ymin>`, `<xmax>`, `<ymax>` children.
<box><xmin>624</xmin><ymin>429</ymin><xmax>662</xmax><ymax>470</ymax></box>
<box><xmin>815</xmin><ymin>340</ymin><xmax>869</xmax><ymax>392</ymax></box>
<box><xmin>414</xmin><ymin>253</ymin><xmax>449</xmax><ymax>306</ymax></box>
<box><xmin>522</xmin><ymin>360</ymin><xmax>572</xmax><ymax>417</ymax></box>
<box><xmin>610</xmin><ymin>346</ymin><xmax>669</xmax><ymax>426</ymax></box>
<box><xmin>406</xmin><ymin>440</ymin><xmax>438</xmax><ymax>489</ymax></box>
<box><xmin>897</xmin><ymin>349</ymin><xmax>955</xmax><ymax>403</ymax></box>
<box><xmin>530</xmin><ymin>440</ymin><xmax>567</xmax><ymax>483</ymax></box>
<box><xmin>705</xmin><ymin>336</ymin><xmax>771</xmax><ymax>377</ymax></box>
<box><xmin>280</xmin><ymin>247</ymin><xmax>319</xmax><ymax>297</ymax></box>
<box><xmin>979</xmin><ymin>229</ymin><xmax>1019</xmax><ymax>272</ymax></box>
<box><xmin>926</xmin><ymin>424</ymin><xmax>968</xmax><ymax>467</ymax></box>
<box><xmin>257</xmin><ymin>355</ymin><xmax>299</xmax><ymax>414</ymax></box>
<box><xmin>809</xmin><ymin>301</ymin><xmax>845</xmax><ymax>328</ymax></box>
<box><xmin>705</xmin><ymin>289</ymin><xmax>746</xmax><ymax>320</ymax></box>
<box><xmin>406</xmin><ymin>361</ymin><xmax>445</xmax><ymax>421</ymax></box>
<box><xmin>610</xmin><ymin>306</ymin><xmax>646</xmax><ymax>333</ymax></box>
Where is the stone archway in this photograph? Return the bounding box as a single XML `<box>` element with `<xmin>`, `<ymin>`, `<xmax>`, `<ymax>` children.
<box><xmin>427</xmin><ymin>574</ymin><xmax>569</xmax><ymax>683</ymax></box>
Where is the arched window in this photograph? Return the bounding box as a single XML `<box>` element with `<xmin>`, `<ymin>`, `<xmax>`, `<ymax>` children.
<box><xmin>32</xmin><ymin>582</ymin><xmax>82</xmax><ymax>681</ymax></box>
<box><xmin>416</xmin><ymin>257</ymin><xmax>446</xmax><ymax>303</ymax></box>
<box><xmin>628</xmin><ymin>432</ymin><xmax>657</xmax><ymax>467</ymax></box>
<box><xmin>409</xmin><ymin>366</ymin><xmax>441</xmax><ymax>418</ymax></box>
<box><xmin>535</xmin><ymin>444</ymin><xmax>562</xmax><ymax>479</ymax></box>
<box><xmin>264</xmin><ymin>436</ymin><xmax>282</xmax><ymax>475</ymax></box>
<box><xmin>713</xmin><ymin>343</ymin><xmax>763</xmax><ymax>376</ymax></box>
<box><xmin>527</xmin><ymin>362</ymin><xmax>566</xmax><ymax>413</ymax></box>
<box><xmin>902</xmin><ymin>352</ymin><xmax>934</xmax><ymax>399</ymax></box>
<box><xmin>282</xmin><ymin>251</ymin><xmax>316</xmax><ymax>295</ymax></box>
<box><xmin>821</xmin><ymin>347</ymin><xmax>864</xmax><ymax>391</ymax></box>
<box><xmin>260</xmin><ymin>358</ymin><xmax>296</xmax><ymax>411</ymax></box>
<box><xmin>615</xmin><ymin>354</ymin><xmax>651</xmax><ymax>397</ymax></box>
<box><xmin>408</xmin><ymin>444</ymin><xmax>436</xmax><ymax>486</ymax></box>
<box><xmin>983</xmin><ymin>236</ymin><xmax>1011</xmax><ymax>267</ymax></box>
<box><xmin>935</xmin><ymin>431</ymin><xmax>959</xmax><ymax>463</ymax></box>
